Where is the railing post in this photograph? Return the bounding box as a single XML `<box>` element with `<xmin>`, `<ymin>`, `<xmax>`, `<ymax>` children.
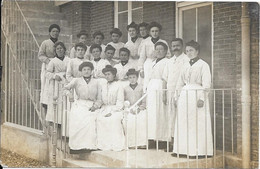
<box><xmin>52</xmin><ymin>80</ymin><xmax>59</xmax><ymax>167</ymax></box>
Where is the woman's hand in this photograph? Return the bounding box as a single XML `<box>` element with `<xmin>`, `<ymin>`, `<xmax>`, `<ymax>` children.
<box><xmin>105</xmin><ymin>113</ymin><xmax>112</xmax><ymax>117</ymax></box>
<box><xmin>55</xmin><ymin>75</ymin><xmax>62</xmax><ymax>81</ymax></box>
<box><xmin>197</xmin><ymin>99</ymin><xmax>204</xmax><ymax>108</ymax></box>
<box><xmin>89</xmin><ymin>106</ymin><xmax>96</xmax><ymax>112</ymax></box>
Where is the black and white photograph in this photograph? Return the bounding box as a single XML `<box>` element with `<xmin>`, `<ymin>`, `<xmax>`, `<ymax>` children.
<box><xmin>0</xmin><ymin>0</ymin><xmax>259</xmax><ymax>168</ymax></box>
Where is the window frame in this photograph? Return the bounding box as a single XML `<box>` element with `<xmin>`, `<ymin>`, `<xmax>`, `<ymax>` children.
<box><xmin>176</xmin><ymin>2</ymin><xmax>214</xmax><ymax>85</ymax></box>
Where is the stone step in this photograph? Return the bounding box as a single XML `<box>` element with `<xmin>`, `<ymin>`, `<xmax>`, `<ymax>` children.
<box><xmin>74</xmin><ymin>149</ymin><xmax>224</xmax><ymax>168</ymax></box>
<box><xmin>62</xmin><ymin>158</ymin><xmax>105</xmax><ymax>168</ymax></box>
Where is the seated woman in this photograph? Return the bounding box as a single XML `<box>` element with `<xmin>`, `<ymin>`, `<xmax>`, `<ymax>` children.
<box><xmin>123</xmin><ymin>68</ymin><xmax>147</xmax><ymax>148</ymax></box>
<box><xmin>45</xmin><ymin>41</ymin><xmax>70</xmax><ymax>125</ymax></box>
<box><xmin>96</xmin><ymin>65</ymin><xmax>125</xmax><ymax>151</ymax></box>
<box><xmin>173</xmin><ymin>40</ymin><xmax>213</xmax><ymax>157</ymax></box>
<box><xmin>105</xmin><ymin>45</ymin><xmax>118</xmax><ymax>66</ymax></box>
<box><xmin>64</xmin><ymin>62</ymin><xmax>102</xmax><ymax>151</ymax></box>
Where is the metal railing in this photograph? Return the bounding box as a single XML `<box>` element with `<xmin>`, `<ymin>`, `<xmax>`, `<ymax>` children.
<box><xmin>1</xmin><ymin>0</ymin><xmax>44</xmax><ymax>130</ymax></box>
<box><xmin>51</xmin><ymin>79</ymin><xmax>237</xmax><ymax>168</ymax></box>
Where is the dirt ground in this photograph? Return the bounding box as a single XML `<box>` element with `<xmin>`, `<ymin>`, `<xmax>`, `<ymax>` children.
<box><xmin>0</xmin><ymin>148</ymin><xmax>50</xmax><ymax>168</ymax></box>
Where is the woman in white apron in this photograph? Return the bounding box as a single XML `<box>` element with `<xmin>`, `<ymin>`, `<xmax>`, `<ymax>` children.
<box><xmin>146</xmin><ymin>42</ymin><xmax>170</xmax><ymax>142</ymax></box>
<box><xmin>64</xmin><ymin>62</ymin><xmax>102</xmax><ymax>150</ymax></box>
<box><xmin>123</xmin><ymin>68</ymin><xmax>147</xmax><ymax>148</ymax></box>
<box><xmin>138</xmin><ymin>22</ymin><xmax>171</xmax><ymax>92</ymax></box>
<box><xmin>96</xmin><ymin>65</ymin><xmax>125</xmax><ymax>151</ymax></box>
<box><xmin>38</xmin><ymin>24</ymin><xmax>60</xmax><ymax>109</ymax></box>
<box><xmin>173</xmin><ymin>40</ymin><xmax>213</xmax><ymax>157</ymax></box>
<box><xmin>45</xmin><ymin>41</ymin><xmax>70</xmax><ymax>125</ymax></box>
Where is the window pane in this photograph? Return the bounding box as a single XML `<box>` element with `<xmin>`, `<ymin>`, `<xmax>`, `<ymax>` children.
<box><xmin>132</xmin><ymin>8</ymin><xmax>143</xmax><ymax>24</ymax></box>
<box><xmin>198</xmin><ymin>5</ymin><xmax>212</xmax><ymax>66</ymax></box>
<box><xmin>118</xmin><ymin>12</ymin><xmax>128</xmax><ymax>43</ymax></box>
<box><xmin>132</xmin><ymin>1</ymin><xmax>143</xmax><ymax>9</ymax></box>
<box><xmin>182</xmin><ymin>8</ymin><xmax>196</xmax><ymax>43</ymax></box>
<box><xmin>118</xmin><ymin>1</ymin><xmax>128</xmax><ymax>12</ymax></box>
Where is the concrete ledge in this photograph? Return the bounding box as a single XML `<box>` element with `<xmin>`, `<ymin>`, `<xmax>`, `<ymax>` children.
<box><xmin>1</xmin><ymin>122</ymin><xmax>49</xmax><ymax>163</ymax></box>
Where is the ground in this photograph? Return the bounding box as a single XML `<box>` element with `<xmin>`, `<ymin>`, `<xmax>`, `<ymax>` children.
<box><xmin>0</xmin><ymin>148</ymin><xmax>50</xmax><ymax>168</ymax></box>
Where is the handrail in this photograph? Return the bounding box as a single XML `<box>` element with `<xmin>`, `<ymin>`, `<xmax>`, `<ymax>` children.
<box><xmin>15</xmin><ymin>0</ymin><xmax>40</xmax><ymax>48</ymax></box>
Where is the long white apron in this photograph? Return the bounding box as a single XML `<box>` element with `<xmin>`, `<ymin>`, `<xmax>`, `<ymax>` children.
<box><xmin>96</xmin><ymin>106</ymin><xmax>125</xmax><ymax>151</ymax></box>
<box><xmin>173</xmin><ymin>84</ymin><xmax>213</xmax><ymax>156</ymax></box>
<box><xmin>167</xmin><ymin>90</ymin><xmax>177</xmax><ymax>138</ymax></box>
<box><xmin>146</xmin><ymin>79</ymin><xmax>170</xmax><ymax>141</ymax></box>
<box><xmin>69</xmin><ymin>100</ymin><xmax>97</xmax><ymax>150</ymax></box>
<box><xmin>143</xmin><ymin>58</ymin><xmax>154</xmax><ymax>92</ymax></box>
<box><xmin>124</xmin><ymin>109</ymin><xmax>147</xmax><ymax>147</ymax></box>
<box><xmin>40</xmin><ymin>60</ymin><xmax>53</xmax><ymax>105</ymax></box>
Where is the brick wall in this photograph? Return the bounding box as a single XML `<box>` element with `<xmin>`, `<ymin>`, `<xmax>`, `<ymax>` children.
<box><xmin>143</xmin><ymin>2</ymin><xmax>175</xmax><ymax>47</ymax></box>
<box><xmin>60</xmin><ymin>1</ymin><xmax>92</xmax><ymax>45</ymax></box>
<box><xmin>213</xmin><ymin>2</ymin><xmax>242</xmax><ymax>155</ymax></box>
<box><xmin>90</xmin><ymin>2</ymin><xmax>114</xmax><ymax>45</ymax></box>
<box><xmin>249</xmin><ymin>2</ymin><xmax>259</xmax><ymax>166</ymax></box>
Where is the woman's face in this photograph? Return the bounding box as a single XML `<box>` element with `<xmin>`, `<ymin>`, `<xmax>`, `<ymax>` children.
<box><xmin>128</xmin><ymin>74</ymin><xmax>138</xmax><ymax>84</ymax></box>
<box><xmin>105</xmin><ymin>50</ymin><xmax>115</xmax><ymax>60</ymax></box>
<box><xmin>111</xmin><ymin>33</ymin><xmax>120</xmax><ymax>43</ymax></box>
<box><xmin>139</xmin><ymin>26</ymin><xmax>148</xmax><ymax>37</ymax></box>
<box><xmin>186</xmin><ymin>46</ymin><xmax>199</xmax><ymax>59</ymax></box>
<box><xmin>94</xmin><ymin>35</ymin><xmax>103</xmax><ymax>45</ymax></box>
<box><xmin>155</xmin><ymin>45</ymin><xmax>167</xmax><ymax>59</ymax></box>
<box><xmin>76</xmin><ymin>47</ymin><xmax>86</xmax><ymax>59</ymax></box>
<box><xmin>81</xmin><ymin>67</ymin><xmax>92</xmax><ymax>77</ymax></box>
<box><xmin>150</xmin><ymin>27</ymin><xmax>160</xmax><ymax>38</ymax></box>
<box><xmin>128</xmin><ymin>28</ymin><xmax>137</xmax><ymax>38</ymax></box>
<box><xmin>91</xmin><ymin>48</ymin><xmax>101</xmax><ymax>59</ymax></box>
<box><xmin>105</xmin><ymin>71</ymin><xmax>115</xmax><ymax>82</ymax></box>
<box><xmin>55</xmin><ymin>45</ymin><xmax>65</xmax><ymax>58</ymax></box>
<box><xmin>79</xmin><ymin>35</ymin><xmax>87</xmax><ymax>45</ymax></box>
<box><xmin>119</xmin><ymin>51</ymin><xmax>129</xmax><ymax>62</ymax></box>
<box><xmin>50</xmin><ymin>28</ymin><xmax>60</xmax><ymax>39</ymax></box>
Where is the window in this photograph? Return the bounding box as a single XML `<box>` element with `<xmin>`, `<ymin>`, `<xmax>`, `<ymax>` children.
<box><xmin>114</xmin><ymin>1</ymin><xmax>143</xmax><ymax>43</ymax></box>
<box><xmin>177</xmin><ymin>2</ymin><xmax>213</xmax><ymax>71</ymax></box>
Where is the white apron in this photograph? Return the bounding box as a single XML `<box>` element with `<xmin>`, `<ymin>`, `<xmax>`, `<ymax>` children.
<box><xmin>124</xmin><ymin>109</ymin><xmax>147</xmax><ymax>147</ymax></box>
<box><xmin>40</xmin><ymin>60</ymin><xmax>53</xmax><ymax>104</ymax></box>
<box><xmin>146</xmin><ymin>79</ymin><xmax>170</xmax><ymax>141</ymax></box>
<box><xmin>143</xmin><ymin>58</ymin><xmax>154</xmax><ymax>92</ymax></box>
<box><xmin>96</xmin><ymin>106</ymin><xmax>125</xmax><ymax>151</ymax></box>
<box><xmin>69</xmin><ymin>99</ymin><xmax>98</xmax><ymax>150</ymax></box>
<box><xmin>173</xmin><ymin>84</ymin><xmax>213</xmax><ymax>156</ymax></box>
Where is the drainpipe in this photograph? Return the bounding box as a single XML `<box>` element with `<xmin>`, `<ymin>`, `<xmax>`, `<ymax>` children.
<box><xmin>241</xmin><ymin>2</ymin><xmax>251</xmax><ymax>168</ymax></box>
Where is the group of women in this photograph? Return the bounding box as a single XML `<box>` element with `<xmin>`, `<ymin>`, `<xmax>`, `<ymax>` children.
<box><xmin>38</xmin><ymin>21</ymin><xmax>213</xmax><ymax>157</ymax></box>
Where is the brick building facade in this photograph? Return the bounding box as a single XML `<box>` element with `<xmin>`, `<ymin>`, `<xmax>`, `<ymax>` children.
<box><xmin>58</xmin><ymin>1</ymin><xmax>258</xmax><ymax>166</ymax></box>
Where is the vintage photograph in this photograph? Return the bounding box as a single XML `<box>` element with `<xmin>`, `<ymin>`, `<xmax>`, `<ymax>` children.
<box><xmin>0</xmin><ymin>0</ymin><xmax>259</xmax><ymax>168</ymax></box>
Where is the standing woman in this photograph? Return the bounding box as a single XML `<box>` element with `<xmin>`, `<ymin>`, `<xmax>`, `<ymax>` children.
<box><xmin>173</xmin><ymin>40</ymin><xmax>213</xmax><ymax>157</ymax></box>
<box><xmin>96</xmin><ymin>65</ymin><xmax>125</xmax><ymax>151</ymax></box>
<box><xmin>38</xmin><ymin>24</ymin><xmax>60</xmax><ymax>110</ymax></box>
<box><xmin>124</xmin><ymin>22</ymin><xmax>143</xmax><ymax>66</ymax></box>
<box><xmin>64</xmin><ymin>62</ymin><xmax>102</xmax><ymax>151</ymax></box>
<box><xmin>45</xmin><ymin>41</ymin><xmax>70</xmax><ymax>124</ymax></box>
<box><xmin>138</xmin><ymin>22</ymin><xmax>171</xmax><ymax>92</ymax></box>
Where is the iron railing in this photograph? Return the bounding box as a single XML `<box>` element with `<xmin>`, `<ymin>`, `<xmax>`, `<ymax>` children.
<box><xmin>1</xmin><ymin>0</ymin><xmax>44</xmax><ymax>130</ymax></box>
<box><xmin>51</xmin><ymin>79</ymin><xmax>237</xmax><ymax>168</ymax></box>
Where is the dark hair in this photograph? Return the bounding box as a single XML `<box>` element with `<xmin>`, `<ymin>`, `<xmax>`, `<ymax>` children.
<box><xmin>90</xmin><ymin>44</ymin><xmax>102</xmax><ymax>53</ymax></box>
<box><xmin>92</xmin><ymin>31</ymin><xmax>105</xmax><ymax>39</ymax></box>
<box><xmin>54</xmin><ymin>41</ymin><xmax>66</xmax><ymax>52</ymax></box>
<box><xmin>49</xmin><ymin>24</ymin><xmax>60</xmax><ymax>32</ymax></box>
<box><xmin>171</xmin><ymin>38</ymin><xmax>183</xmax><ymax>46</ymax></box>
<box><xmin>102</xmin><ymin>65</ymin><xmax>117</xmax><ymax>75</ymax></box>
<box><xmin>186</xmin><ymin>40</ymin><xmax>200</xmax><ymax>52</ymax></box>
<box><xmin>155</xmin><ymin>41</ymin><xmax>168</xmax><ymax>51</ymax></box>
<box><xmin>138</xmin><ymin>22</ymin><xmax>149</xmax><ymax>30</ymax></box>
<box><xmin>105</xmin><ymin>44</ymin><xmax>116</xmax><ymax>52</ymax></box>
<box><xmin>110</xmin><ymin>28</ymin><xmax>122</xmax><ymax>37</ymax></box>
<box><xmin>127</xmin><ymin>22</ymin><xmax>138</xmax><ymax>31</ymax></box>
<box><xmin>79</xmin><ymin>62</ymin><xmax>94</xmax><ymax>71</ymax></box>
<box><xmin>148</xmin><ymin>21</ymin><xmax>162</xmax><ymax>31</ymax></box>
<box><xmin>119</xmin><ymin>47</ymin><xmax>130</xmax><ymax>56</ymax></box>
<box><xmin>75</xmin><ymin>42</ymin><xmax>87</xmax><ymax>51</ymax></box>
